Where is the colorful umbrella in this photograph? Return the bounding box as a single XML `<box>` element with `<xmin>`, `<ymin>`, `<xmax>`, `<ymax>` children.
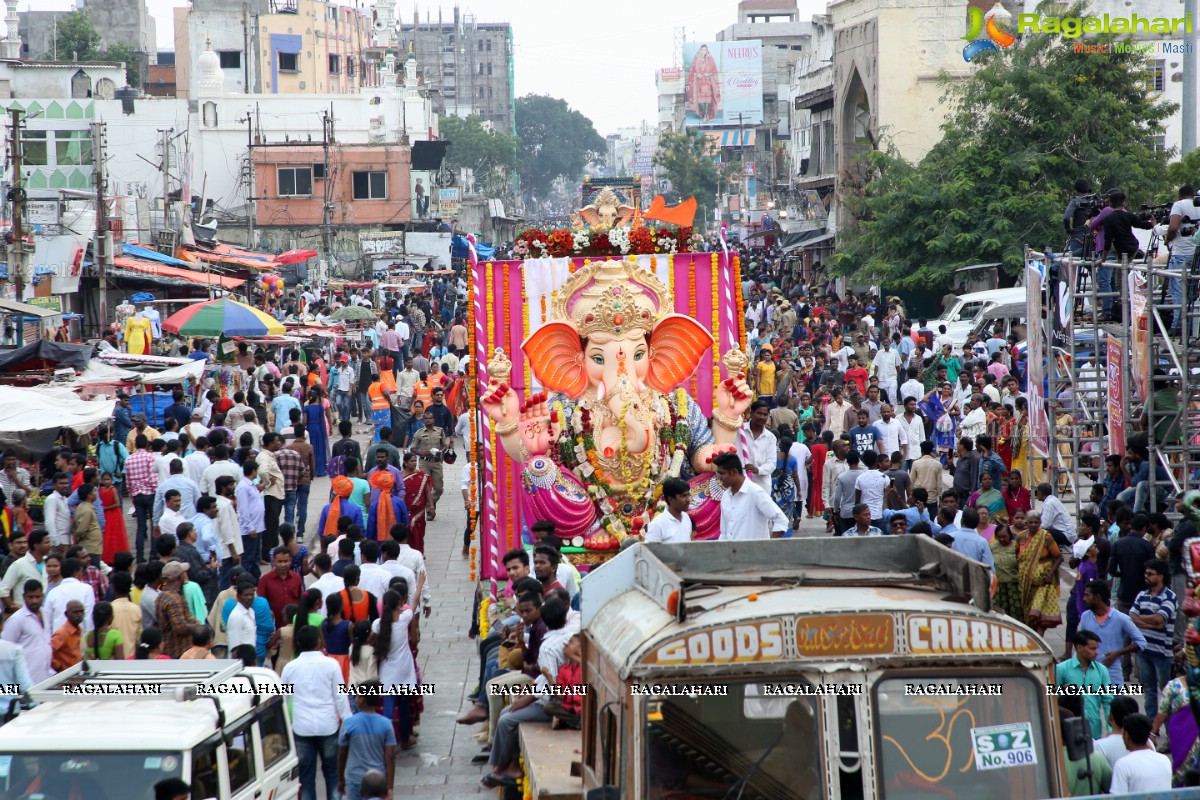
<box><xmin>162</xmin><ymin>298</ymin><xmax>285</xmax><ymax>337</ymax></box>
<box><xmin>274</xmin><ymin>249</ymin><xmax>319</xmax><ymax>265</ymax></box>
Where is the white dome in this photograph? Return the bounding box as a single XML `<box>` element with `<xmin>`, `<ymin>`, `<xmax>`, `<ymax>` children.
<box><xmin>198</xmin><ymin>37</ymin><xmax>223</xmax><ymax>96</ymax></box>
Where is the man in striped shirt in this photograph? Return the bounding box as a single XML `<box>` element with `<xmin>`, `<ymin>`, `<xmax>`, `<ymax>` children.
<box><xmin>125</xmin><ymin>436</ymin><xmax>159</xmax><ymax>563</ymax></box>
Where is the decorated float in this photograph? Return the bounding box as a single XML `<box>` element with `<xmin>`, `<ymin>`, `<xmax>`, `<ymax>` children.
<box><xmin>465</xmin><ymin>187</ymin><xmax>750</xmax><ymax>582</ymax></box>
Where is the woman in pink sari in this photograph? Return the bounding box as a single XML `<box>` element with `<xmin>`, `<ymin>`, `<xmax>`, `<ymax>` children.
<box><xmin>401</xmin><ymin>452</ymin><xmax>432</xmax><ymax>553</ymax></box>
<box><xmin>686</xmin><ymin>44</ymin><xmax>721</xmax><ymax>122</ymax></box>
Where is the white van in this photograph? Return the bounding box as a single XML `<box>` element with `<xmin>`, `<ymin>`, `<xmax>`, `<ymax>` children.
<box><xmin>928</xmin><ymin>287</ymin><xmax>1027</xmax><ymax>345</ymax></box>
<box><xmin>0</xmin><ymin>660</ymin><xmax>298</xmax><ymax>800</ymax></box>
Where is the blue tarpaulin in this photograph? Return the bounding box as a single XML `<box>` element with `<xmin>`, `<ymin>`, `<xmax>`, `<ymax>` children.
<box><xmin>451</xmin><ymin>234</ymin><xmax>495</xmax><ymax>260</ymax></box>
<box><xmin>121</xmin><ymin>244</ymin><xmax>194</xmax><ymax>268</ymax></box>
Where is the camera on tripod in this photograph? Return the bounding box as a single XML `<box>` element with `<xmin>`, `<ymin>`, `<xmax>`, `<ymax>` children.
<box><xmin>1076</xmin><ymin>193</ymin><xmax>1107</xmax><ymax>216</ymax></box>
<box><xmin>1138</xmin><ymin>203</ymin><xmax>1173</xmax><ymax>225</ymax></box>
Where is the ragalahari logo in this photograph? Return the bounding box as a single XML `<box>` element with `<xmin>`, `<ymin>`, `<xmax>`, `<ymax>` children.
<box><xmin>963</xmin><ymin>3</ymin><xmax>1016</xmax><ymax>61</ymax></box>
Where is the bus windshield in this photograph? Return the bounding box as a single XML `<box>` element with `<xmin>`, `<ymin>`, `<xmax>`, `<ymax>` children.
<box><xmin>874</xmin><ymin>674</ymin><xmax>1053</xmax><ymax>800</ymax></box>
<box><xmin>0</xmin><ymin>751</ymin><xmax>183</xmax><ymax>800</ymax></box>
<box><xmin>643</xmin><ymin>680</ymin><xmax>825</xmax><ymax>800</ymax></box>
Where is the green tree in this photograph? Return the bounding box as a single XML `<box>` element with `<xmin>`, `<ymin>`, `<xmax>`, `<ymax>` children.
<box><xmin>53</xmin><ymin>10</ymin><xmax>101</xmax><ymax>61</ymax></box>
<box><xmin>835</xmin><ymin>3</ymin><xmax>1174</xmax><ymax>287</ymax></box>
<box><xmin>439</xmin><ymin>114</ymin><xmax>520</xmax><ymax>190</ymax></box>
<box><xmin>99</xmin><ymin>42</ymin><xmax>141</xmax><ymax>88</ymax></box>
<box><xmin>652</xmin><ymin>130</ymin><xmax>720</xmax><ymax>224</ymax></box>
<box><xmin>1167</xmin><ymin>149</ymin><xmax>1200</xmax><ymax>189</ymax></box>
<box><xmin>515</xmin><ymin>95</ymin><xmax>605</xmax><ymax>197</ymax></box>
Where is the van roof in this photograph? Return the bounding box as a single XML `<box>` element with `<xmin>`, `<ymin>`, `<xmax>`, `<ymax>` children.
<box><xmin>0</xmin><ymin>663</ymin><xmax>283</xmax><ymax>751</ymax></box>
<box><xmin>952</xmin><ymin>287</ymin><xmax>1026</xmax><ymax>303</ymax></box>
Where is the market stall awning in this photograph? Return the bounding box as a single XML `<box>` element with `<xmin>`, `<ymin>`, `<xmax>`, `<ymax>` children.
<box><xmin>705</xmin><ymin>129</ymin><xmax>756</xmax><ymax>149</ymax></box>
<box><xmin>0</xmin><ymin>299</ymin><xmax>62</xmax><ymax>319</ymax></box>
<box><xmin>0</xmin><ymin>340</ymin><xmax>92</xmax><ymax>372</ymax></box>
<box><xmin>112</xmin><ymin>257</ymin><xmax>246</xmax><ymax>290</ymax></box>
<box><xmin>71</xmin><ymin>358</ymin><xmax>207</xmax><ymax>388</ymax></box>
<box><xmin>780</xmin><ymin>230</ymin><xmax>836</xmax><ymax>254</ymax></box>
<box><xmin>177</xmin><ymin>246</ymin><xmax>276</xmax><ymax>271</ymax></box>
<box><xmin>121</xmin><ymin>243</ymin><xmax>196</xmax><ymax>268</ymax></box>
<box><xmin>0</xmin><ymin>386</ymin><xmax>115</xmax><ymax>459</ymax></box>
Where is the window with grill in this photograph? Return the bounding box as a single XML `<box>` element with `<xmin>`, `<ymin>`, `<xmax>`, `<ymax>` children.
<box><xmin>329</xmin><ymin>54</ymin><xmax>341</xmax><ymax>74</ymax></box>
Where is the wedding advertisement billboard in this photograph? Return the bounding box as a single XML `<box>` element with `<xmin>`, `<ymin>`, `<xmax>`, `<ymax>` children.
<box><xmin>683</xmin><ymin>40</ymin><xmax>763</xmax><ymax>127</ymax></box>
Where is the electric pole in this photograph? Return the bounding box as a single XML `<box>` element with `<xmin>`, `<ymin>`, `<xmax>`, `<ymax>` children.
<box><xmin>92</xmin><ymin>121</ymin><xmax>110</xmax><ymax>332</ymax></box>
<box><xmin>240</xmin><ymin>109</ymin><xmax>256</xmax><ymax>247</ymax></box>
<box><xmin>8</xmin><ymin>109</ymin><xmax>25</xmax><ymax>307</ymax></box>
<box><xmin>158</xmin><ymin>127</ymin><xmax>173</xmax><ymax>231</ymax></box>
<box><xmin>321</xmin><ymin>106</ymin><xmax>334</xmax><ymax>282</ymax></box>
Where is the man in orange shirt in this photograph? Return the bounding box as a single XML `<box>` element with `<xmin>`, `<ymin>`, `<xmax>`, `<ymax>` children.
<box><xmin>50</xmin><ymin>599</ymin><xmax>84</xmax><ymax>672</ymax></box>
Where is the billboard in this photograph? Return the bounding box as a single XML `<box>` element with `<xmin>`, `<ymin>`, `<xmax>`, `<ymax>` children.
<box><xmin>682</xmin><ymin>40</ymin><xmax>763</xmax><ymax>127</ymax></box>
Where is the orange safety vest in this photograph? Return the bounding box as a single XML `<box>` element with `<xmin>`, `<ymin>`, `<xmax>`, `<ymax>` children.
<box><xmin>368</xmin><ymin>383</ymin><xmax>390</xmax><ymax>411</ymax></box>
<box><xmin>412</xmin><ymin>381</ymin><xmax>433</xmax><ymax>413</ymax></box>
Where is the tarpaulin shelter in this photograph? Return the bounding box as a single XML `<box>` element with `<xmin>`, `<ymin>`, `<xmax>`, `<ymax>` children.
<box><xmin>0</xmin><ymin>341</ymin><xmax>92</xmax><ymax>373</ymax></box>
<box><xmin>0</xmin><ymin>386</ymin><xmax>115</xmax><ymax>459</ymax></box>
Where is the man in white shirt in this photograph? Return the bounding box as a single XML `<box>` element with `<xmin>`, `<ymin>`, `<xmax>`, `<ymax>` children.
<box><xmin>44</xmin><ymin>558</ymin><xmax>95</xmax><ymax>632</ymax></box>
<box><xmin>43</xmin><ymin>472</ymin><xmax>73</xmax><ymax>548</ymax></box>
<box><xmin>308</xmin><ymin>554</ymin><xmax>345</xmax><ymax>602</ymax></box>
<box><xmin>379</xmin><ymin>540</ymin><xmax>420</xmax><ymax>612</ymax></box>
<box><xmin>158</xmin><ymin>490</ymin><xmax>190</xmax><ymax>539</ymax></box>
<box><xmin>854</xmin><ymin>451</ymin><xmax>891</xmax><ymax>526</ymax></box>
<box><xmin>233</xmin><ymin>410</ymin><xmax>266</xmax><ymax>450</ymax></box>
<box><xmin>1095</xmin><ymin>696</ymin><xmax>1136</xmax><ymax>769</ymax></box>
<box><xmin>899</xmin><ymin>368</ymin><xmax>926</xmax><ymax>409</ymax></box>
<box><xmin>832</xmin><ymin>343</ymin><xmax>855</xmax><ymax>373</ymax></box>
<box><xmin>871</xmin><ymin>338</ymin><xmax>903</xmax><ymax>402</ymax></box>
<box><xmin>280</xmin><ymin>626</ymin><xmax>353</xmax><ymax>797</ymax></box>
<box><xmin>202</xmin><ymin>447</ymin><xmax>243</xmax><ymax>496</ymax></box>
<box><xmin>394</xmin><ymin>357</ymin><xmax>420</xmax><ymax>409</ymax></box>
<box><xmin>715</xmin><ymin>453</ymin><xmax>790</xmax><ymax>541</ymax></box>
<box><xmin>644</xmin><ymin>479</ymin><xmax>694</xmax><ymax>543</ymax></box>
<box><xmin>184</xmin><ymin>445</ymin><xmax>210</xmax><ymax>488</ymax></box>
<box><xmin>1110</xmin><ymin>713</ymin><xmax>1171</xmax><ymax>791</ymax></box>
<box><xmin>958</xmin><ymin>394</ymin><xmax>988</xmax><ymax>443</ymax></box>
<box><xmin>356</xmin><ymin>541</ymin><xmax>394</xmax><ymax>601</ymax></box>
<box><xmin>874</xmin><ymin>404</ymin><xmax>908</xmax><ymax>459</ymax></box>
<box><xmin>390</xmin><ymin>531</ymin><xmax>431</xmax><ymax>612</ymax></box>
<box><xmin>898</xmin><ymin>397</ymin><xmax>926</xmax><ymax>466</ymax></box>
<box><xmin>182</xmin><ymin>410</ymin><xmax>209</xmax><ymax>443</ymax></box>
<box><xmin>226</xmin><ymin>580</ymin><xmax>259</xmax><ymax>654</ymax></box>
<box><xmin>1036</xmin><ymin>483</ymin><xmax>1077</xmax><ymax>544</ymax></box>
<box><xmin>933</xmin><ymin>325</ymin><xmax>954</xmax><ymax>352</ymax></box>
<box><xmin>737</xmin><ymin>401</ymin><xmax>777</xmax><ymax>495</ymax></box>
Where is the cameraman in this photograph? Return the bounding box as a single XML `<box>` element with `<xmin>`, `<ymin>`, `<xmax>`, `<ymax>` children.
<box><xmin>1167</xmin><ymin>184</ymin><xmax>1197</xmax><ymax>333</ymax></box>
<box><xmin>1063</xmin><ymin>178</ymin><xmax>1095</xmax><ymax>257</ymax></box>
<box><xmin>1098</xmin><ymin>190</ymin><xmax>1152</xmax><ymax>267</ymax></box>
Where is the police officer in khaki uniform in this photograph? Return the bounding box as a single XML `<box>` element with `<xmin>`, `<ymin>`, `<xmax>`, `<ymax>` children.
<box><xmin>411</xmin><ymin>409</ymin><xmax>448</xmax><ymax>519</ymax></box>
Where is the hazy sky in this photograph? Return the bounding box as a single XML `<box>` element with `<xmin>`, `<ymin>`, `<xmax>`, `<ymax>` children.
<box><xmin>18</xmin><ymin>0</ymin><xmax>820</xmax><ymax>135</ymax></box>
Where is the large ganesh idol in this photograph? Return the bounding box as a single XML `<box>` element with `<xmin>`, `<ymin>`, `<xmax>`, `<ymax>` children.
<box><xmin>481</xmin><ymin>258</ymin><xmax>754</xmax><ymax>550</ymax></box>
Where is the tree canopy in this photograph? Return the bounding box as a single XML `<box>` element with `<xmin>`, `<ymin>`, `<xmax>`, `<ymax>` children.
<box><xmin>52</xmin><ymin>10</ymin><xmax>140</xmax><ymax>86</ymax></box>
<box><xmin>515</xmin><ymin>95</ymin><xmax>605</xmax><ymax>198</ymax></box>
<box><xmin>438</xmin><ymin>114</ymin><xmax>520</xmax><ymax>190</ymax></box>
<box><xmin>834</xmin><ymin>4</ymin><xmax>1175</xmax><ymax>287</ymax></box>
<box><xmin>652</xmin><ymin>130</ymin><xmax>720</xmax><ymax>224</ymax></box>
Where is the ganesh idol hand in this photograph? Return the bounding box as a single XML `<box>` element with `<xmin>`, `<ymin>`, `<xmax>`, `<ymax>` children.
<box><xmin>516</xmin><ymin>392</ymin><xmax>557</xmax><ymax>460</ymax></box>
<box><xmin>715</xmin><ymin>372</ymin><xmax>754</xmax><ymax>418</ymax></box>
<box><xmin>480</xmin><ymin>381</ymin><xmax>521</xmax><ymax>427</ymax></box>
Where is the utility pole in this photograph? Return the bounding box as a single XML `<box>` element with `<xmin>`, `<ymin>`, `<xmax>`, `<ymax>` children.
<box><xmin>158</xmin><ymin>128</ymin><xmax>173</xmax><ymax>232</ymax></box>
<box><xmin>321</xmin><ymin>107</ymin><xmax>334</xmax><ymax>282</ymax></box>
<box><xmin>7</xmin><ymin>109</ymin><xmax>25</xmax><ymax>308</ymax></box>
<box><xmin>92</xmin><ymin>121</ymin><xmax>110</xmax><ymax>332</ymax></box>
<box><xmin>240</xmin><ymin>109</ymin><xmax>256</xmax><ymax>247</ymax></box>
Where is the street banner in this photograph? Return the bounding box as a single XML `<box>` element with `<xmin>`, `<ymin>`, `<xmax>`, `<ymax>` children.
<box><xmin>1026</xmin><ymin>261</ymin><xmax>1049</xmax><ymax>457</ymax></box>
<box><xmin>1106</xmin><ymin>334</ymin><xmax>1125</xmax><ymax>456</ymax></box>
<box><xmin>1129</xmin><ymin>270</ymin><xmax>1150</xmax><ymax>402</ymax></box>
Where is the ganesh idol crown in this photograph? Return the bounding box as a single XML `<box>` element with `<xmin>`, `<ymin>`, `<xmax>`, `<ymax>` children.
<box><xmin>481</xmin><ymin>256</ymin><xmax>754</xmax><ymax>550</ymax></box>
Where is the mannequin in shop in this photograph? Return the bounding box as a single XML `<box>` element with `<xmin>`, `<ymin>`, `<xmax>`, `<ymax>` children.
<box><xmin>124</xmin><ymin>309</ymin><xmax>153</xmax><ymax>355</ymax></box>
<box><xmin>142</xmin><ymin>305</ymin><xmax>162</xmax><ymax>339</ymax></box>
<box><xmin>114</xmin><ymin>298</ymin><xmax>136</xmax><ymax>344</ymax></box>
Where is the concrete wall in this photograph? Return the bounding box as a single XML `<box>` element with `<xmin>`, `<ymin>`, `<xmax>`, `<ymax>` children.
<box><xmin>398</xmin><ymin>21</ymin><xmax>515</xmax><ymax>133</ymax></box>
<box><xmin>253</xmin><ymin>143</ymin><xmax>411</xmax><ymax>226</ymax></box>
<box><xmin>16</xmin><ymin>12</ymin><xmax>69</xmax><ymax>60</ymax></box>
<box><xmin>84</xmin><ymin>0</ymin><xmax>158</xmax><ymax>66</ymax></box>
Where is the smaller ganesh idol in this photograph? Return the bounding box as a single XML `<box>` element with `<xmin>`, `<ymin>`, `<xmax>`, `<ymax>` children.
<box><xmin>481</xmin><ymin>258</ymin><xmax>754</xmax><ymax>549</ymax></box>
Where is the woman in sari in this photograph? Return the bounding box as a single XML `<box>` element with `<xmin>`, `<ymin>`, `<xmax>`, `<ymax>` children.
<box><xmin>974</xmin><ymin>506</ymin><xmax>997</xmax><ymax>542</ymax></box>
<box><xmin>969</xmin><ymin>472</ymin><xmax>1006</xmax><ymax>523</ymax></box>
<box><xmin>1152</xmin><ymin>668</ymin><xmax>1200</xmax><ymax>786</ymax></box>
<box><xmin>919</xmin><ymin>384</ymin><xmax>959</xmax><ymax>464</ymax></box>
<box><xmin>990</xmin><ymin>523</ymin><xmax>1022</xmax><ymax>619</ymax></box>
<box><xmin>995</xmin><ymin>404</ymin><xmax>1018</xmax><ymax>471</ymax></box>
<box><xmin>367</xmin><ymin>471</ymin><xmax>406</xmax><ymax>542</ymax></box>
<box><xmin>1017</xmin><ymin>511</ymin><xmax>1062</xmax><ymax>635</ymax></box>
<box><xmin>401</xmin><ymin>452</ymin><xmax>433</xmax><ymax>553</ymax></box>
<box><xmin>303</xmin><ymin>387</ymin><xmax>331</xmax><ymax>477</ymax></box>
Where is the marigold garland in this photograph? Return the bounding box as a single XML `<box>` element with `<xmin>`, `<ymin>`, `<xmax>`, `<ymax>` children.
<box><xmin>687</xmin><ymin>256</ymin><xmax>698</xmax><ymax>397</ymax></box>
<box><xmin>733</xmin><ymin>254</ymin><xmax>746</xmax><ymax>348</ymax></box>
<box><xmin>478</xmin><ymin>597</ymin><xmax>491</xmax><ymax>638</ymax></box>
<box><xmin>502</xmin><ymin>264</ymin><xmax>516</xmax><ymax>552</ymax></box>
<box><xmin>711</xmin><ymin>252</ymin><xmax>720</xmax><ymax>407</ymax></box>
<box><xmin>516</xmin><ymin>224</ymin><xmax>693</xmax><ymax>259</ymax></box>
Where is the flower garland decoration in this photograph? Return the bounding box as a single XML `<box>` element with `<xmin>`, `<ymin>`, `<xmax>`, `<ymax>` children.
<box><xmin>478</xmin><ymin>596</ymin><xmax>491</xmax><ymax>639</ymax></box>
<box><xmin>665</xmin><ymin>253</ymin><xmax>673</xmax><ymax>308</ymax></box>
<box><xmin>539</xmin><ymin>294</ymin><xmax>547</xmax><ymax>325</ymax></box>
<box><xmin>734</xmin><ymin>253</ymin><xmax>746</xmax><ymax>348</ymax></box>
<box><xmin>516</xmin><ymin>224</ymin><xmax>693</xmax><ymax>259</ymax></box>
<box><xmin>519</xmin><ymin>753</ymin><xmax>530</xmax><ymax>800</ymax></box>
<box><xmin>483</xmin><ymin>260</ymin><xmax>496</xmax><ymax>583</ymax></box>
<box><xmin>521</xmin><ymin>279</ymin><xmax>532</xmax><ymax>399</ymax></box>
<box><xmin>502</xmin><ymin>264</ymin><xmax>516</xmax><ymax>551</ymax></box>
<box><xmin>687</xmin><ymin>256</ymin><xmax>698</xmax><ymax>398</ymax></box>
<box><xmin>711</xmin><ymin>251</ymin><xmax>721</xmax><ymax>408</ymax></box>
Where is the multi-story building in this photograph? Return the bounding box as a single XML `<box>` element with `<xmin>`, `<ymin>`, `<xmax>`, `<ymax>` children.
<box><xmin>18</xmin><ymin>0</ymin><xmax>156</xmax><ymax>82</ymax></box>
<box><xmin>790</xmin><ymin>13</ymin><xmax>835</xmax><ymax>209</ymax></box>
<box><xmin>174</xmin><ymin>0</ymin><xmax>375</xmax><ymax>99</ymax></box>
<box><xmin>395</xmin><ymin>5</ymin><xmax>515</xmax><ymax>134</ymax></box>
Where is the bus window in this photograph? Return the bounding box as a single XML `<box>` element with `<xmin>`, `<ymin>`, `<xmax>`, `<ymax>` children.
<box><xmin>837</xmin><ymin>693</ymin><xmax>864</xmax><ymax>800</ymax></box>
<box><xmin>644</xmin><ymin>681</ymin><xmax>824</xmax><ymax>799</ymax></box>
<box><xmin>873</xmin><ymin>674</ymin><xmax>1053</xmax><ymax>800</ymax></box>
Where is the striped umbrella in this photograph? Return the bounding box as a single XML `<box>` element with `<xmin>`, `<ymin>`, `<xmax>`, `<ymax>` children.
<box><xmin>162</xmin><ymin>297</ymin><xmax>285</xmax><ymax>337</ymax></box>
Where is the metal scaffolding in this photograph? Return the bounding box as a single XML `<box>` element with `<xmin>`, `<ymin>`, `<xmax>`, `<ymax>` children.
<box><xmin>1144</xmin><ymin>254</ymin><xmax>1200</xmax><ymax>511</ymax></box>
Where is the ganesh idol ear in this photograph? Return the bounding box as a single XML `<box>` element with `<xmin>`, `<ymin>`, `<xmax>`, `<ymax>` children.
<box><xmin>646</xmin><ymin>314</ymin><xmax>714</xmax><ymax>394</ymax></box>
<box><xmin>578</xmin><ymin>208</ymin><xmax>602</xmax><ymax>227</ymax></box>
<box><xmin>522</xmin><ymin>321</ymin><xmax>588</xmax><ymax>398</ymax></box>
